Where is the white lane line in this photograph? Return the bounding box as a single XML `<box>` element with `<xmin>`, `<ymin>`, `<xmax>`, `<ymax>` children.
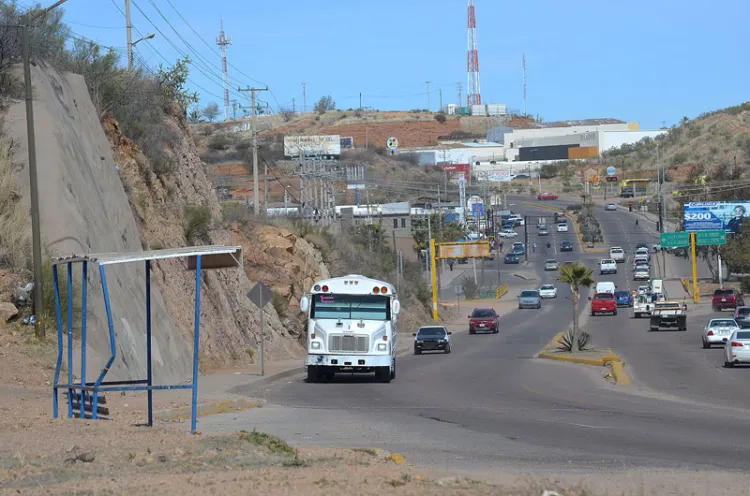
<box><xmin>535</xmin><ymin>418</ymin><xmax>616</xmax><ymax>430</ymax></box>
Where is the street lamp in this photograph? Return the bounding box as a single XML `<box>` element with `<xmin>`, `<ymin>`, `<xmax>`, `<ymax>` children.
<box><xmin>127</xmin><ymin>32</ymin><xmax>155</xmax><ymax>70</ymax></box>
<box><xmin>23</xmin><ymin>0</ymin><xmax>71</xmax><ymax>339</ymax></box>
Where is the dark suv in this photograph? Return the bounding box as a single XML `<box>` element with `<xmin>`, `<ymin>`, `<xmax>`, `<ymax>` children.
<box><xmin>469</xmin><ymin>308</ymin><xmax>499</xmax><ymax>334</ymax></box>
<box><xmin>733</xmin><ymin>306</ymin><xmax>750</xmax><ymax>328</ymax></box>
<box><xmin>712</xmin><ymin>288</ymin><xmax>745</xmax><ymax>312</ymax></box>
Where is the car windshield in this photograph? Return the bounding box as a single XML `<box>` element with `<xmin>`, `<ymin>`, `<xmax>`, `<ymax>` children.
<box><xmin>710</xmin><ymin>320</ymin><xmax>737</xmax><ymax>327</ymax></box>
<box><xmin>610</xmin><ymin>249</ymin><xmax>623</xmax><ymax>254</ymax></box>
<box><xmin>602</xmin><ymin>259</ymin><xmax>615</xmax><ymax>264</ymax></box>
<box><xmin>520</xmin><ymin>291</ymin><xmax>539</xmax><ymax>298</ymax></box>
<box><xmin>615</xmin><ymin>291</ymin><xmax>629</xmax><ymax>297</ymax></box>
<box><xmin>737</xmin><ymin>308</ymin><xmax>750</xmax><ymax>317</ymax></box>
<box><xmin>541</xmin><ymin>285</ymin><xmax>554</xmax><ymax>290</ymax></box>
<box><xmin>736</xmin><ymin>332</ymin><xmax>750</xmax><ymax>340</ymax></box>
<box><xmin>471</xmin><ymin>309</ymin><xmax>494</xmax><ymax>318</ymax></box>
<box><xmin>595</xmin><ymin>293</ymin><xmax>614</xmax><ymax>300</ymax></box>
<box><xmin>311</xmin><ymin>294</ymin><xmax>390</xmax><ymax>320</ymax></box>
<box><xmin>715</xmin><ymin>289</ymin><xmax>734</xmax><ymax>296</ymax></box>
<box><xmin>417</xmin><ymin>327</ymin><xmax>446</xmax><ymax>338</ymax></box>
<box><xmin>546</xmin><ymin>259</ymin><xmax>557</xmax><ymax>264</ymax></box>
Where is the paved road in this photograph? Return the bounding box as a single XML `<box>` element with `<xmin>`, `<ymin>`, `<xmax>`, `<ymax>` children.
<box><xmin>580</xmin><ymin>202</ymin><xmax>750</xmax><ymax>411</ymax></box>
<box><xmin>199</xmin><ymin>196</ymin><xmax>750</xmax><ymax>478</ymax></box>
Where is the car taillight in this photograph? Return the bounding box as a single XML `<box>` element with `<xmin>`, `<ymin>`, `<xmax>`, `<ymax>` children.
<box><xmin>321</xmin><ymin>285</ymin><xmax>329</xmax><ymax>292</ymax></box>
<box><xmin>707</xmin><ymin>330</ymin><xmax>714</xmax><ymax>336</ymax></box>
<box><xmin>732</xmin><ymin>341</ymin><xmax>744</xmax><ymax>347</ymax></box>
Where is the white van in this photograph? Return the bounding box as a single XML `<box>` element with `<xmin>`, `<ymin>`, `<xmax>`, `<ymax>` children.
<box><xmin>609</xmin><ymin>247</ymin><xmax>625</xmax><ymax>263</ymax></box>
<box><xmin>595</xmin><ymin>281</ymin><xmax>616</xmax><ymax>294</ymax></box>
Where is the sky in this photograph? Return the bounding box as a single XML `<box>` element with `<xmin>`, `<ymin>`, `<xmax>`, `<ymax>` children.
<box><xmin>27</xmin><ymin>0</ymin><xmax>750</xmax><ymax>128</ymax></box>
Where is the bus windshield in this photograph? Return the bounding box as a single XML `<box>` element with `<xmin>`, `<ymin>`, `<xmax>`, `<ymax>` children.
<box><xmin>311</xmin><ymin>294</ymin><xmax>390</xmax><ymax>320</ymax></box>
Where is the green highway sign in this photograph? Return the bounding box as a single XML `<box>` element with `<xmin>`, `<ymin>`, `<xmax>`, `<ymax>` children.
<box><xmin>659</xmin><ymin>230</ymin><xmax>727</xmax><ymax>248</ymax></box>
<box><xmin>660</xmin><ymin>232</ymin><xmax>689</xmax><ymax>248</ymax></box>
<box><xmin>696</xmin><ymin>230</ymin><xmax>727</xmax><ymax>246</ymax></box>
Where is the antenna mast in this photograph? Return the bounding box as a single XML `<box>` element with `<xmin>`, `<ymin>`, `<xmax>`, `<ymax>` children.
<box><xmin>216</xmin><ymin>19</ymin><xmax>232</xmax><ymax>122</ymax></box>
<box><xmin>522</xmin><ymin>53</ymin><xmax>527</xmax><ymax>117</ymax></box>
<box><xmin>467</xmin><ymin>0</ymin><xmax>482</xmax><ymax>107</ymax></box>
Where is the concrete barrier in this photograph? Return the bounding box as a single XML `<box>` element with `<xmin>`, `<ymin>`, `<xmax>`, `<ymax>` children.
<box><xmin>496</xmin><ymin>284</ymin><xmax>509</xmax><ymax>299</ymax></box>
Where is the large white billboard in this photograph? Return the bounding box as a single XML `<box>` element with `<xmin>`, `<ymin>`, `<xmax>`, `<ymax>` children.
<box><xmin>683</xmin><ymin>201</ymin><xmax>750</xmax><ymax>233</ymax></box>
<box><xmin>283</xmin><ymin>135</ymin><xmax>341</xmax><ymax>158</ymax></box>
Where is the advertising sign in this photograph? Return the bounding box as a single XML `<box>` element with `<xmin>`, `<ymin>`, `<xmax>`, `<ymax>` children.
<box><xmin>486</xmin><ymin>171</ymin><xmax>512</xmax><ymax>182</ymax></box>
<box><xmin>683</xmin><ymin>201</ymin><xmax>750</xmax><ymax>233</ymax></box>
<box><xmin>283</xmin><ymin>135</ymin><xmax>341</xmax><ymax>157</ymax></box>
<box><xmin>437</xmin><ymin>241</ymin><xmax>491</xmax><ymax>259</ymax></box>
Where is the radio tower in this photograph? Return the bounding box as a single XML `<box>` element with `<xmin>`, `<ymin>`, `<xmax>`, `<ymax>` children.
<box><xmin>216</xmin><ymin>19</ymin><xmax>232</xmax><ymax>121</ymax></box>
<box><xmin>522</xmin><ymin>53</ymin><xmax>527</xmax><ymax>116</ymax></box>
<box><xmin>467</xmin><ymin>0</ymin><xmax>482</xmax><ymax>107</ymax></box>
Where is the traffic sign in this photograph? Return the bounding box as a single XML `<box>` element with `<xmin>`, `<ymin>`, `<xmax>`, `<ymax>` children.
<box><xmin>696</xmin><ymin>230</ymin><xmax>727</xmax><ymax>246</ymax></box>
<box><xmin>386</xmin><ymin>137</ymin><xmax>399</xmax><ymax>150</ymax></box>
<box><xmin>606</xmin><ymin>166</ymin><xmax>616</xmax><ymax>176</ymax></box>
<box><xmin>605</xmin><ymin>176</ymin><xmax>618</xmax><ymax>182</ymax></box>
<box><xmin>660</xmin><ymin>232</ymin><xmax>690</xmax><ymax>248</ymax></box>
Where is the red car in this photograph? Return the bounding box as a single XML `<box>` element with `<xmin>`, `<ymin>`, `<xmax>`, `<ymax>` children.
<box><xmin>590</xmin><ymin>292</ymin><xmax>617</xmax><ymax>316</ymax></box>
<box><xmin>468</xmin><ymin>308</ymin><xmax>499</xmax><ymax>334</ymax></box>
<box><xmin>537</xmin><ymin>192</ymin><xmax>558</xmax><ymax>200</ymax></box>
<box><xmin>712</xmin><ymin>288</ymin><xmax>745</xmax><ymax>312</ymax></box>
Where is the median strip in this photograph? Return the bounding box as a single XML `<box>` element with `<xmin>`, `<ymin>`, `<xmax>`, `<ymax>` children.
<box><xmin>537</xmin><ymin>331</ymin><xmax>631</xmax><ymax>386</ymax></box>
<box><xmin>521</xmin><ymin>202</ymin><xmax>608</xmax><ymax>253</ymax></box>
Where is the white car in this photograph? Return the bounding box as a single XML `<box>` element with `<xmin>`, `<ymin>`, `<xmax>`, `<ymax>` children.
<box><xmin>539</xmin><ymin>284</ymin><xmax>558</xmax><ymax>299</ymax></box>
<box><xmin>605</xmin><ymin>203</ymin><xmax>617</xmax><ymax>211</ymax></box>
<box><xmin>637</xmin><ymin>285</ymin><xmax>650</xmax><ymax>295</ymax></box>
<box><xmin>703</xmin><ymin>318</ymin><xmax>741</xmax><ymax>348</ymax></box>
<box><xmin>609</xmin><ymin>247</ymin><xmax>625</xmax><ymax>263</ymax></box>
<box><xmin>600</xmin><ymin>259</ymin><xmax>617</xmax><ymax>275</ymax></box>
<box><xmin>724</xmin><ymin>329</ymin><xmax>750</xmax><ymax>367</ymax></box>
<box><xmin>635</xmin><ymin>247</ymin><xmax>651</xmax><ymax>261</ymax></box>
<box><xmin>633</xmin><ymin>266</ymin><xmax>650</xmax><ymax>281</ymax></box>
<box><xmin>508</xmin><ymin>216</ymin><xmax>524</xmax><ymax>226</ymax></box>
<box><xmin>557</xmin><ymin>223</ymin><xmax>569</xmax><ymax>232</ymax></box>
<box><xmin>633</xmin><ymin>260</ymin><xmax>650</xmax><ymax>272</ymax></box>
<box><xmin>544</xmin><ymin>259</ymin><xmax>559</xmax><ymax>271</ymax></box>
<box><xmin>499</xmin><ymin>229</ymin><xmax>518</xmax><ymax>238</ymax></box>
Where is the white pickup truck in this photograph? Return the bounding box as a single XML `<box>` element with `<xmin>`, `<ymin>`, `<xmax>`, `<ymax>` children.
<box><xmin>634</xmin><ymin>294</ymin><xmax>655</xmax><ymax>318</ymax></box>
<box><xmin>649</xmin><ymin>301</ymin><xmax>687</xmax><ymax>332</ymax></box>
<box><xmin>599</xmin><ymin>259</ymin><xmax>617</xmax><ymax>275</ymax></box>
<box><xmin>609</xmin><ymin>247</ymin><xmax>625</xmax><ymax>263</ymax></box>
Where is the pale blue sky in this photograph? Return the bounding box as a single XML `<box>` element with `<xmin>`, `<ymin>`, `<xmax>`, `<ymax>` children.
<box><xmin>41</xmin><ymin>0</ymin><xmax>750</xmax><ymax>128</ymax></box>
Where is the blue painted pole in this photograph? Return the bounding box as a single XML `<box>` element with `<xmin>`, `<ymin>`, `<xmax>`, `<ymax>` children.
<box><xmin>145</xmin><ymin>260</ymin><xmax>153</xmax><ymax>427</ymax></box>
<box><xmin>52</xmin><ymin>265</ymin><xmax>63</xmax><ymax>419</ymax></box>
<box><xmin>94</xmin><ymin>265</ymin><xmax>117</xmax><ymax>420</ymax></box>
<box><xmin>66</xmin><ymin>263</ymin><xmax>73</xmax><ymax>419</ymax></box>
<box><xmin>191</xmin><ymin>255</ymin><xmax>202</xmax><ymax>434</ymax></box>
<box><xmin>81</xmin><ymin>261</ymin><xmax>88</xmax><ymax>412</ymax></box>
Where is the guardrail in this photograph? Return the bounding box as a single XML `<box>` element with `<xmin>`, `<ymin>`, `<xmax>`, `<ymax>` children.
<box><xmin>496</xmin><ymin>284</ymin><xmax>509</xmax><ymax>299</ymax></box>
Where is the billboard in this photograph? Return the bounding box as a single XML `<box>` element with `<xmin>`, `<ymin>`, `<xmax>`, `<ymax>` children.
<box><xmin>437</xmin><ymin>241</ymin><xmax>491</xmax><ymax>259</ymax></box>
<box><xmin>283</xmin><ymin>135</ymin><xmax>341</xmax><ymax>158</ymax></box>
<box><xmin>683</xmin><ymin>201</ymin><xmax>750</xmax><ymax>233</ymax></box>
<box><xmin>486</xmin><ymin>171</ymin><xmax>512</xmax><ymax>182</ymax></box>
<box><xmin>340</xmin><ymin>136</ymin><xmax>354</xmax><ymax>149</ymax></box>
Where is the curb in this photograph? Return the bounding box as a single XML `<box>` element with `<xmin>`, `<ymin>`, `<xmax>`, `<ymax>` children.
<box><xmin>537</xmin><ymin>330</ymin><xmax>632</xmax><ymax>386</ymax></box>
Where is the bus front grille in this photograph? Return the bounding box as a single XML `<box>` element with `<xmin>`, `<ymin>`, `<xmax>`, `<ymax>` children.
<box><xmin>329</xmin><ymin>334</ymin><xmax>369</xmax><ymax>353</ymax></box>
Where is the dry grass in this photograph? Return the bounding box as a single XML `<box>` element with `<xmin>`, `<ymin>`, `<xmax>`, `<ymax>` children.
<box><xmin>0</xmin><ymin>136</ymin><xmax>31</xmax><ymax>274</ymax></box>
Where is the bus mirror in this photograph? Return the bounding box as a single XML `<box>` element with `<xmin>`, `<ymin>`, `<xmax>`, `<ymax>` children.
<box><xmin>300</xmin><ymin>295</ymin><xmax>310</xmax><ymax>312</ymax></box>
<box><xmin>392</xmin><ymin>299</ymin><xmax>401</xmax><ymax>315</ymax></box>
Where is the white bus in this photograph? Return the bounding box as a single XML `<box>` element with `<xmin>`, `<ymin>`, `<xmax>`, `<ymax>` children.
<box><xmin>299</xmin><ymin>274</ymin><xmax>401</xmax><ymax>383</ymax></box>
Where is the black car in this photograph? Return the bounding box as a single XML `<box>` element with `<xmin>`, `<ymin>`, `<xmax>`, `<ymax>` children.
<box><xmin>413</xmin><ymin>326</ymin><xmax>452</xmax><ymax>354</ymax></box>
<box><xmin>560</xmin><ymin>241</ymin><xmax>573</xmax><ymax>252</ymax></box>
<box><xmin>635</xmin><ymin>243</ymin><xmax>648</xmax><ymax>250</ymax></box>
<box><xmin>733</xmin><ymin>306</ymin><xmax>750</xmax><ymax>328</ymax></box>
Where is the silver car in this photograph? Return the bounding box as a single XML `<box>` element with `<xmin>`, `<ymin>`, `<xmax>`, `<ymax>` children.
<box><xmin>518</xmin><ymin>289</ymin><xmax>542</xmax><ymax>309</ymax></box>
<box><xmin>544</xmin><ymin>259</ymin><xmax>559</xmax><ymax>271</ymax></box>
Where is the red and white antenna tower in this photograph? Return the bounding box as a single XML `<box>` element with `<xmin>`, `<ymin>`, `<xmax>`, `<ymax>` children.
<box><xmin>216</xmin><ymin>18</ymin><xmax>232</xmax><ymax>122</ymax></box>
<box><xmin>467</xmin><ymin>0</ymin><xmax>482</xmax><ymax>107</ymax></box>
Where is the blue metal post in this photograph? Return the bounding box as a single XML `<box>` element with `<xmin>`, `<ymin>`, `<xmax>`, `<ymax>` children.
<box><xmin>93</xmin><ymin>265</ymin><xmax>117</xmax><ymax>420</ymax></box>
<box><xmin>145</xmin><ymin>260</ymin><xmax>153</xmax><ymax>427</ymax></box>
<box><xmin>52</xmin><ymin>265</ymin><xmax>63</xmax><ymax>419</ymax></box>
<box><xmin>81</xmin><ymin>261</ymin><xmax>88</xmax><ymax>414</ymax></box>
<box><xmin>66</xmin><ymin>263</ymin><xmax>73</xmax><ymax>418</ymax></box>
<box><xmin>191</xmin><ymin>255</ymin><xmax>202</xmax><ymax>434</ymax></box>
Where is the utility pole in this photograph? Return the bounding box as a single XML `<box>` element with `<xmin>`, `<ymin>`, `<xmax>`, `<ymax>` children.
<box><xmin>126</xmin><ymin>0</ymin><xmax>133</xmax><ymax>70</ymax></box>
<box><xmin>457</xmin><ymin>83</ymin><xmax>462</xmax><ymax>107</ymax></box>
<box><xmin>426</xmin><ymin>81</ymin><xmax>431</xmax><ymax>111</ymax></box>
<box><xmin>302</xmin><ymin>82</ymin><xmax>307</xmax><ymax>113</ymax></box>
<box><xmin>292</xmin><ymin>97</ymin><xmax>295</xmax><ymax>114</ymax></box>
<box><xmin>238</xmin><ymin>86</ymin><xmax>268</xmax><ymax>215</ymax></box>
<box><xmin>439</xmin><ymin>88</ymin><xmax>443</xmax><ymax>112</ymax></box>
<box><xmin>656</xmin><ymin>143</ymin><xmax>663</xmax><ymax>233</ymax></box>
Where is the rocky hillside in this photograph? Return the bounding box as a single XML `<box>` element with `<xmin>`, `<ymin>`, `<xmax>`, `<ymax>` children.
<box><xmin>602</xmin><ymin>103</ymin><xmax>750</xmax><ymax>181</ymax></box>
<box><xmin>103</xmin><ymin>108</ymin><xmax>329</xmax><ymax>369</ymax></box>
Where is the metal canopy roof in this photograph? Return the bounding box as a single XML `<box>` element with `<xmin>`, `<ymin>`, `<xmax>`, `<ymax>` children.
<box><xmin>51</xmin><ymin>245</ymin><xmax>243</xmax><ymax>270</ymax></box>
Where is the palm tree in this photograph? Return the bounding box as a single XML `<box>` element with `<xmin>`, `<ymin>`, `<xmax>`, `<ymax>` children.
<box><xmin>557</xmin><ymin>262</ymin><xmax>595</xmax><ymax>352</ymax></box>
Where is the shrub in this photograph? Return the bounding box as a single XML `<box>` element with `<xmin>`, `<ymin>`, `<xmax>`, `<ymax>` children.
<box><xmin>434</xmin><ymin>113</ymin><xmax>447</xmax><ymax>124</ymax></box>
<box><xmin>558</xmin><ymin>328</ymin><xmax>590</xmax><ymax>352</ymax></box>
<box><xmin>207</xmin><ymin>134</ymin><xmax>233</xmax><ymax>151</ymax></box>
<box><xmin>184</xmin><ymin>204</ymin><xmax>212</xmax><ymax>243</ymax></box>
<box><xmin>0</xmin><ymin>137</ymin><xmax>32</xmax><ymax>273</ymax></box>
<box><xmin>461</xmin><ymin>275</ymin><xmax>478</xmax><ymax>300</ymax></box>
<box><xmin>741</xmin><ymin>278</ymin><xmax>750</xmax><ymax>295</ymax></box>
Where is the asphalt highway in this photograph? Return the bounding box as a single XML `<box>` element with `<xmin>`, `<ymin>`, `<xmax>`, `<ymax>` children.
<box><xmin>200</xmin><ymin>197</ymin><xmax>750</xmax><ymax>477</ymax></box>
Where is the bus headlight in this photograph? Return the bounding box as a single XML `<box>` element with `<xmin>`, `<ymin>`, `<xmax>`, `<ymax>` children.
<box><xmin>377</xmin><ymin>343</ymin><xmax>387</xmax><ymax>352</ymax></box>
<box><xmin>311</xmin><ymin>341</ymin><xmax>321</xmax><ymax>350</ymax></box>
